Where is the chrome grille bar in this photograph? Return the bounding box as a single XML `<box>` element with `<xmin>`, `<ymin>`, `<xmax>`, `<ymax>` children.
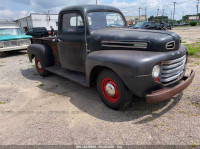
<box><xmin>161</xmin><ymin>55</ymin><xmax>186</xmax><ymax>85</ymax></box>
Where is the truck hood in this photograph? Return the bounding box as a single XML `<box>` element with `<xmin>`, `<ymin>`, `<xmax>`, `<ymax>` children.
<box><xmin>0</xmin><ymin>34</ymin><xmax>32</xmax><ymax>41</ymax></box>
<box><xmin>88</xmin><ymin>28</ymin><xmax>181</xmax><ymax>52</ymax></box>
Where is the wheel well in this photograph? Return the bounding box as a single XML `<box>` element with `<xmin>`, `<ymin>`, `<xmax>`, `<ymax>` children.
<box><xmin>89</xmin><ymin>66</ymin><xmax>116</xmax><ymax>86</ymax></box>
<box><xmin>31</xmin><ymin>54</ymin><xmax>35</xmax><ymax>59</ymax></box>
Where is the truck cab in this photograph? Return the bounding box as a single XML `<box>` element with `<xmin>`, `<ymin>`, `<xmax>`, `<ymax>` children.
<box><xmin>27</xmin><ymin>5</ymin><xmax>195</xmax><ymax>110</ymax></box>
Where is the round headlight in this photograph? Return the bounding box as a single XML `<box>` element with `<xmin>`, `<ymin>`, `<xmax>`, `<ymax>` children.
<box><xmin>152</xmin><ymin>65</ymin><xmax>160</xmax><ymax>78</ymax></box>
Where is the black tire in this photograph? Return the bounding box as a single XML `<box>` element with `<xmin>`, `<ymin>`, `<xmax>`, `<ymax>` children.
<box><xmin>96</xmin><ymin>69</ymin><xmax>133</xmax><ymax>110</ymax></box>
<box><xmin>0</xmin><ymin>52</ymin><xmax>6</xmax><ymax>57</ymax></box>
<box><xmin>35</xmin><ymin>56</ymin><xmax>49</xmax><ymax>77</ymax></box>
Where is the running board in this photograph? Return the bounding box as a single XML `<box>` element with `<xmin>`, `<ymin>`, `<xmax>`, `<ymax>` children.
<box><xmin>45</xmin><ymin>66</ymin><xmax>87</xmax><ymax>86</ymax></box>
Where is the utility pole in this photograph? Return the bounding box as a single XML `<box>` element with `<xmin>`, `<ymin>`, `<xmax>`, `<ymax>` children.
<box><xmin>157</xmin><ymin>9</ymin><xmax>159</xmax><ymax>16</ymax></box>
<box><xmin>145</xmin><ymin>7</ymin><xmax>147</xmax><ymax>21</ymax></box>
<box><xmin>138</xmin><ymin>7</ymin><xmax>142</xmax><ymax>22</ymax></box>
<box><xmin>96</xmin><ymin>0</ymin><xmax>98</xmax><ymax>5</ymax></box>
<box><xmin>173</xmin><ymin>2</ymin><xmax>176</xmax><ymax>21</ymax></box>
<box><xmin>182</xmin><ymin>11</ymin><xmax>184</xmax><ymax>23</ymax></box>
<box><xmin>197</xmin><ymin>0</ymin><xmax>200</xmax><ymax>15</ymax></box>
<box><xmin>162</xmin><ymin>9</ymin><xmax>165</xmax><ymax>16</ymax></box>
<box><xmin>171</xmin><ymin>11</ymin><xmax>173</xmax><ymax>20</ymax></box>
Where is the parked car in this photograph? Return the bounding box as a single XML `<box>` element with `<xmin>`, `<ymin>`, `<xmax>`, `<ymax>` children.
<box><xmin>134</xmin><ymin>21</ymin><xmax>160</xmax><ymax>30</ymax></box>
<box><xmin>0</xmin><ymin>25</ymin><xmax>32</xmax><ymax>53</ymax></box>
<box><xmin>28</xmin><ymin>5</ymin><xmax>195</xmax><ymax>110</ymax></box>
<box><xmin>26</xmin><ymin>27</ymin><xmax>49</xmax><ymax>38</ymax></box>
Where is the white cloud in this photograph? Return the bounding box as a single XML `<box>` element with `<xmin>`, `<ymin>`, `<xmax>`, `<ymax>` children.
<box><xmin>0</xmin><ymin>0</ymin><xmax>198</xmax><ymax>21</ymax></box>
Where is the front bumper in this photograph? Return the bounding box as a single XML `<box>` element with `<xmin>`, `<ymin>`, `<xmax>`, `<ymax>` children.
<box><xmin>146</xmin><ymin>70</ymin><xmax>195</xmax><ymax>103</ymax></box>
<box><xmin>0</xmin><ymin>45</ymin><xmax>29</xmax><ymax>52</ymax></box>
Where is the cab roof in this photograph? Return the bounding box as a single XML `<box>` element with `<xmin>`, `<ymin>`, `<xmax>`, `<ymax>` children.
<box><xmin>60</xmin><ymin>5</ymin><xmax>121</xmax><ymax>14</ymax></box>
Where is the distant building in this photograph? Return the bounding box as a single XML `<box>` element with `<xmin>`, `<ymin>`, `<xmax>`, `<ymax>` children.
<box><xmin>125</xmin><ymin>15</ymin><xmax>146</xmax><ymax>25</ymax></box>
<box><xmin>15</xmin><ymin>13</ymin><xmax>58</xmax><ymax>32</ymax></box>
<box><xmin>0</xmin><ymin>21</ymin><xmax>17</xmax><ymax>27</ymax></box>
<box><xmin>188</xmin><ymin>16</ymin><xmax>199</xmax><ymax>22</ymax></box>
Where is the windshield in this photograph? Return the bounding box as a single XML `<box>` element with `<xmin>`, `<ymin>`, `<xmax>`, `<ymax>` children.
<box><xmin>87</xmin><ymin>11</ymin><xmax>125</xmax><ymax>30</ymax></box>
<box><xmin>0</xmin><ymin>28</ymin><xmax>23</xmax><ymax>36</ymax></box>
<box><xmin>135</xmin><ymin>22</ymin><xmax>148</xmax><ymax>28</ymax></box>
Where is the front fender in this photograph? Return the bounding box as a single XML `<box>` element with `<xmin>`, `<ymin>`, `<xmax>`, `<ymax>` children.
<box><xmin>86</xmin><ymin>46</ymin><xmax>187</xmax><ymax>97</ymax></box>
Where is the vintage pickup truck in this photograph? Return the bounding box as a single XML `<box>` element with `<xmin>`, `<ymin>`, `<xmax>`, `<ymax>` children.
<box><xmin>27</xmin><ymin>5</ymin><xmax>195</xmax><ymax>110</ymax></box>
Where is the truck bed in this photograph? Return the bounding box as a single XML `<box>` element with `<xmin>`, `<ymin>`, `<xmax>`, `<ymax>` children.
<box><xmin>31</xmin><ymin>37</ymin><xmax>60</xmax><ymax>65</ymax></box>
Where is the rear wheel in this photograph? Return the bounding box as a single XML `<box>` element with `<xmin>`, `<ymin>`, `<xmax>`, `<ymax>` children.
<box><xmin>97</xmin><ymin>69</ymin><xmax>133</xmax><ymax>110</ymax></box>
<box><xmin>35</xmin><ymin>56</ymin><xmax>49</xmax><ymax>77</ymax></box>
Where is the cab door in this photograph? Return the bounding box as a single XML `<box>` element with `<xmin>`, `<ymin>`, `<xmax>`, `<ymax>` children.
<box><xmin>57</xmin><ymin>11</ymin><xmax>87</xmax><ymax>73</ymax></box>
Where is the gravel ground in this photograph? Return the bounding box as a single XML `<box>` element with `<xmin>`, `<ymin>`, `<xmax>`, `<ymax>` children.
<box><xmin>0</xmin><ymin>27</ymin><xmax>200</xmax><ymax>146</ymax></box>
<box><xmin>173</xmin><ymin>26</ymin><xmax>200</xmax><ymax>44</ymax></box>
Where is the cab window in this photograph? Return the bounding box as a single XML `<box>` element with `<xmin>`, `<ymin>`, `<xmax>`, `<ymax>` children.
<box><xmin>62</xmin><ymin>13</ymin><xmax>84</xmax><ymax>33</ymax></box>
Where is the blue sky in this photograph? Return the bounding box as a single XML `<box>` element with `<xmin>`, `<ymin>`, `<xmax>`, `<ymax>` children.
<box><xmin>0</xmin><ymin>0</ymin><xmax>198</xmax><ymax>20</ymax></box>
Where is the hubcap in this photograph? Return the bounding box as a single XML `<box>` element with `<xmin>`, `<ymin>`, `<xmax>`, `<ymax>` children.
<box><xmin>37</xmin><ymin>61</ymin><xmax>42</xmax><ymax>69</ymax></box>
<box><xmin>105</xmin><ymin>83</ymin><xmax>116</xmax><ymax>97</ymax></box>
<box><xmin>101</xmin><ymin>78</ymin><xmax>119</xmax><ymax>103</ymax></box>
<box><xmin>36</xmin><ymin>59</ymin><xmax>43</xmax><ymax>73</ymax></box>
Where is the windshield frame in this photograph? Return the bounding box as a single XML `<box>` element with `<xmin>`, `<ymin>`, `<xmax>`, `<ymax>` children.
<box><xmin>86</xmin><ymin>10</ymin><xmax>127</xmax><ymax>31</ymax></box>
<box><xmin>0</xmin><ymin>28</ymin><xmax>23</xmax><ymax>36</ymax></box>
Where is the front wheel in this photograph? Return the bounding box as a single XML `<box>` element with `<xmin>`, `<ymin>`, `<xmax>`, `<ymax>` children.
<box><xmin>35</xmin><ymin>56</ymin><xmax>49</xmax><ymax>77</ymax></box>
<box><xmin>97</xmin><ymin>69</ymin><xmax>133</xmax><ymax>110</ymax></box>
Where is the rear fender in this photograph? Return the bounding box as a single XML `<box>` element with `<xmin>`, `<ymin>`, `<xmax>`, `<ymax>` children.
<box><xmin>27</xmin><ymin>44</ymin><xmax>54</xmax><ymax>68</ymax></box>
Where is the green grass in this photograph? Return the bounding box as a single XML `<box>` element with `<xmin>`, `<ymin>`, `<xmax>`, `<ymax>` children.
<box><xmin>0</xmin><ymin>101</ymin><xmax>6</xmax><ymax>104</ymax></box>
<box><xmin>185</xmin><ymin>42</ymin><xmax>200</xmax><ymax>55</ymax></box>
<box><xmin>182</xmin><ymin>41</ymin><xmax>187</xmax><ymax>43</ymax></box>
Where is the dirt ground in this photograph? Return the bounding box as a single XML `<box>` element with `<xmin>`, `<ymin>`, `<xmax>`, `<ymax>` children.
<box><xmin>173</xmin><ymin>26</ymin><xmax>200</xmax><ymax>44</ymax></box>
<box><xmin>0</xmin><ymin>27</ymin><xmax>200</xmax><ymax>146</ymax></box>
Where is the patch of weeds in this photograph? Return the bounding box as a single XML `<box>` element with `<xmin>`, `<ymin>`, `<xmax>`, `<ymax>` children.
<box><xmin>0</xmin><ymin>101</ymin><xmax>6</xmax><ymax>104</ymax></box>
<box><xmin>167</xmin><ymin>127</ymin><xmax>171</xmax><ymax>130</ymax></box>
<box><xmin>194</xmin><ymin>55</ymin><xmax>200</xmax><ymax>58</ymax></box>
<box><xmin>195</xmin><ymin>62</ymin><xmax>200</xmax><ymax>65</ymax></box>
<box><xmin>31</xmin><ymin>65</ymin><xmax>36</xmax><ymax>68</ymax></box>
<box><xmin>153</xmin><ymin>124</ymin><xmax>158</xmax><ymax>127</ymax></box>
<box><xmin>169</xmin><ymin>116</ymin><xmax>174</xmax><ymax>119</ymax></box>
<box><xmin>185</xmin><ymin>42</ymin><xmax>200</xmax><ymax>55</ymax></box>
<box><xmin>191</xmin><ymin>143</ymin><xmax>196</xmax><ymax>148</ymax></box>
<box><xmin>182</xmin><ymin>41</ymin><xmax>187</xmax><ymax>43</ymax></box>
<box><xmin>39</xmin><ymin>84</ymin><xmax>44</xmax><ymax>87</ymax></box>
<box><xmin>161</xmin><ymin>123</ymin><xmax>165</xmax><ymax>127</ymax></box>
<box><xmin>178</xmin><ymin>109</ymin><xmax>187</xmax><ymax>113</ymax></box>
<box><xmin>191</xmin><ymin>103</ymin><xmax>200</xmax><ymax>110</ymax></box>
<box><xmin>187</xmin><ymin>113</ymin><xmax>198</xmax><ymax>117</ymax></box>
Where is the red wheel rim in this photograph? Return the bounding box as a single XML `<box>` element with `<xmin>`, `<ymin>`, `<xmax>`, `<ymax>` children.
<box><xmin>36</xmin><ymin>58</ymin><xmax>43</xmax><ymax>73</ymax></box>
<box><xmin>101</xmin><ymin>78</ymin><xmax>119</xmax><ymax>103</ymax></box>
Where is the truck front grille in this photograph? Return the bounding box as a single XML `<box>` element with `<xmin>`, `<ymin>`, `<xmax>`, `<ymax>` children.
<box><xmin>2</xmin><ymin>39</ymin><xmax>31</xmax><ymax>48</ymax></box>
<box><xmin>161</xmin><ymin>55</ymin><xmax>186</xmax><ymax>85</ymax></box>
